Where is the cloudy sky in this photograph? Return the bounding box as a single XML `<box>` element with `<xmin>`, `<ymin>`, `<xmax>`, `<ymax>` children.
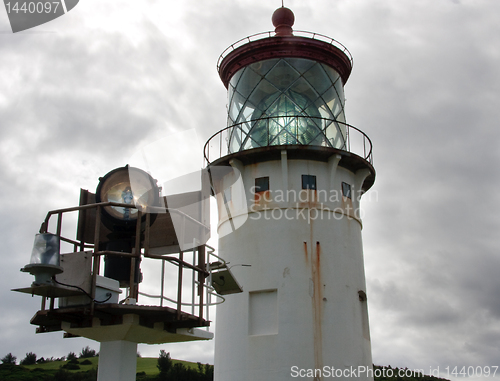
<box><xmin>1</xmin><ymin>0</ymin><xmax>499</xmax><ymax>379</ymax></box>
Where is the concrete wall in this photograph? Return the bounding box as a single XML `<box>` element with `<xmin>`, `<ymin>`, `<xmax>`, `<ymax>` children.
<box><xmin>213</xmin><ymin>150</ymin><xmax>373</xmax><ymax>381</ymax></box>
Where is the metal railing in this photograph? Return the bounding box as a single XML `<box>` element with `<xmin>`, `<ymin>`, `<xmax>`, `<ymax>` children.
<box><xmin>40</xmin><ymin>202</ymin><xmax>224</xmax><ymax>323</ymax></box>
<box><xmin>138</xmin><ymin>243</ymin><xmax>225</xmax><ymax>329</ymax></box>
<box><xmin>217</xmin><ymin>30</ymin><xmax>353</xmax><ymax>71</ymax></box>
<box><xmin>204</xmin><ymin>117</ymin><xmax>373</xmax><ymax>165</ymax></box>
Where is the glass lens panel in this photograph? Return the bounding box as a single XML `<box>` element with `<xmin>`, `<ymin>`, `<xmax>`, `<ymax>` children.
<box><xmin>315</xmin><ymin>97</ymin><xmax>334</xmax><ymax>120</ymax></box>
<box><xmin>322</xmin><ymin>64</ymin><xmax>341</xmax><ymax>86</ymax></box>
<box><xmin>330</xmin><ymin>121</ymin><xmax>346</xmax><ymax>149</ymax></box>
<box><xmin>297</xmin><ymin>118</ymin><xmax>323</xmax><ymax>145</ymax></box>
<box><xmin>248</xmin><ymin>119</ymin><xmax>269</xmax><ymax>147</ymax></box>
<box><xmin>264</xmin><ymin>59</ymin><xmax>300</xmax><ymax>91</ymax></box>
<box><xmin>229</xmin><ymin>69</ymin><xmax>244</xmax><ymax>90</ymax></box>
<box><xmin>240</xmin><ymin>120</ymin><xmax>252</xmax><ymax>134</ymax></box>
<box><xmin>229</xmin><ymin>127</ymin><xmax>243</xmax><ymax>153</ymax></box>
<box><xmin>334</xmin><ymin>79</ymin><xmax>345</xmax><ymax>109</ymax></box>
<box><xmin>288</xmin><ymin>76</ymin><xmax>318</xmax><ymax>111</ymax></box>
<box><xmin>226</xmin><ymin>57</ymin><xmax>346</xmax><ymax>152</ymax></box>
<box><xmin>324</xmin><ymin>120</ymin><xmax>337</xmax><ymax>147</ymax></box>
<box><xmin>229</xmin><ymin>92</ymin><xmax>244</xmax><ymax>123</ymax></box>
<box><xmin>238</xmin><ymin>67</ymin><xmax>263</xmax><ymax>98</ymax></box>
<box><xmin>250</xmin><ymin>58</ymin><xmax>280</xmax><ymax>76</ymax></box>
<box><xmin>289</xmin><ymin>58</ymin><xmax>315</xmax><ymax>74</ymax></box>
<box><xmin>336</xmin><ymin>111</ymin><xmax>346</xmax><ymax>124</ymax></box>
<box><xmin>303</xmin><ymin>64</ymin><xmax>332</xmax><ymax>95</ymax></box>
<box><xmin>243</xmin><ymin>135</ymin><xmax>260</xmax><ymax>150</ymax></box>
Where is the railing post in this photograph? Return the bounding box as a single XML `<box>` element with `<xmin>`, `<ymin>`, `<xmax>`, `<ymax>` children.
<box><xmin>144</xmin><ymin>212</ymin><xmax>150</xmax><ymax>257</ymax></box>
<box><xmin>160</xmin><ymin>259</ymin><xmax>165</xmax><ymax>307</ymax></box>
<box><xmin>91</xmin><ymin>205</ymin><xmax>101</xmax><ymax>315</ymax></box>
<box><xmin>56</xmin><ymin>212</ymin><xmax>62</xmax><ymax>237</ymax></box>
<box><xmin>219</xmin><ymin>130</ymin><xmax>222</xmax><ymax>158</ymax></box>
<box><xmin>129</xmin><ymin>210</ymin><xmax>142</xmax><ymax>301</ymax></box>
<box><xmin>363</xmin><ymin>136</ymin><xmax>366</xmax><ymax>159</ymax></box>
<box><xmin>347</xmin><ymin>125</ymin><xmax>350</xmax><ymax>152</ymax></box>
<box><xmin>198</xmin><ymin>245</ymin><xmax>206</xmax><ymax>324</ymax></box>
<box><xmin>176</xmin><ymin>251</ymin><xmax>183</xmax><ymax>320</ymax></box>
<box><xmin>191</xmin><ymin>247</ymin><xmax>196</xmax><ymax>316</ymax></box>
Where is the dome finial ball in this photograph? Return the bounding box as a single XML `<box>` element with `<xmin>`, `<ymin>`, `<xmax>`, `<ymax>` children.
<box><xmin>272</xmin><ymin>6</ymin><xmax>295</xmax><ymax>36</ymax></box>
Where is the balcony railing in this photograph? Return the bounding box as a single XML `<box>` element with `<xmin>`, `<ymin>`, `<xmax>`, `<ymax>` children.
<box><xmin>38</xmin><ymin>202</ymin><xmax>224</xmax><ymax>324</ymax></box>
<box><xmin>217</xmin><ymin>30</ymin><xmax>353</xmax><ymax>71</ymax></box>
<box><xmin>204</xmin><ymin>117</ymin><xmax>373</xmax><ymax>165</ymax></box>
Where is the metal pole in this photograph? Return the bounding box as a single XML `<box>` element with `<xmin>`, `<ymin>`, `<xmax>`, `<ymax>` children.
<box><xmin>176</xmin><ymin>251</ymin><xmax>183</xmax><ymax>320</ymax></box>
<box><xmin>191</xmin><ymin>247</ymin><xmax>196</xmax><ymax>315</ymax></box>
<box><xmin>198</xmin><ymin>245</ymin><xmax>206</xmax><ymax>324</ymax></box>
<box><xmin>160</xmin><ymin>259</ymin><xmax>165</xmax><ymax>307</ymax></box>
<box><xmin>130</xmin><ymin>210</ymin><xmax>142</xmax><ymax>301</ymax></box>
<box><xmin>56</xmin><ymin>212</ymin><xmax>62</xmax><ymax>237</ymax></box>
<box><xmin>91</xmin><ymin>206</ymin><xmax>101</xmax><ymax>315</ymax></box>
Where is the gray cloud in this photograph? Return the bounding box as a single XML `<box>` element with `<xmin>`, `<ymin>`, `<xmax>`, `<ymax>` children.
<box><xmin>1</xmin><ymin>0</ymin><xmax>499</xmax><ymax>378</ymax></box>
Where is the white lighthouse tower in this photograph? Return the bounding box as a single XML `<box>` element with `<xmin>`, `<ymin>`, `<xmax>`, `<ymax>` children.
<box><xmin>205</xmin><ymin>6</ymin><xmax>376</xmax><ymax>381</ymax></box>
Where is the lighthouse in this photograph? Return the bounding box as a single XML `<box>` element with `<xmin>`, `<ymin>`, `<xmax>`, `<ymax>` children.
<box><xmin>204</xmin><ymin>6</ymin><xmax>376</xmax><ymax>381</ymax></box>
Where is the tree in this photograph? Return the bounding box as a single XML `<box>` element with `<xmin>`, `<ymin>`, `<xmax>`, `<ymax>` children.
<box><xmin>157</xmin><ymin>350</ymin><xmax>173</xmax><ymax>379</ymax></box>
<box><xmin>67</xmin><ymin>352</ymin><xmax>77</xmax><ymax>361</ymax></box>
<box><xmin>79</xmin><ymin>346</ymin><xmax>97</xmax><ymax>358</ymax></box>
<box><xmin>197</xmin><ymin>362</ymin><xmax>214</xmax><ymax>380</ymax></box>
<box><xmin>170</xmin><ymin>362</ymin><xmax>190</xmax><ymax>380</ymax></box>
<box><xmin>20</xmin><ymin>352</ymin><xmax>37</xmax><ymax>365</ymax></box>
<box><xmin>1</xmin><ymin>353</ymin><xmax>16</xmax><ymax>365</ymax></box>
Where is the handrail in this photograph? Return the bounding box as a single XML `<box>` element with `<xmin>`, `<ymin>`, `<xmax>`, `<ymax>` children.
<box><xmin>217</xmin><ymin>30</ymin><xmax>353</xmax><ymax>71</ymax></box>
<box><xmin>41</xmin><ymin>201</ymin><xmax>210</xmax><ymax>235</ymax></box>
<box><xmin>203</xmin><ymin>117</ymin><xmax>373</xmax><ymax>165</ymax></box>
<box><xmin>138</xmin><ymin>289</ymin><xmax>225</xmax><ymax>307</ymax></box>
<box><xmin>38</xmin><ymin>199</ymin><xmax>222</xmax><ymax>325</ymax></box>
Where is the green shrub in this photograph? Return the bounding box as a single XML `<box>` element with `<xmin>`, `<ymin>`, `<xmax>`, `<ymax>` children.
<box><xmin>62</xmin><ymin>363</ymin><xmax>81</xmax><ymax>370</ymax></box>
<box><xmin>20</xmin><ymin>352</ymin><xmax>37</xmax><ymax>365</ymax></box>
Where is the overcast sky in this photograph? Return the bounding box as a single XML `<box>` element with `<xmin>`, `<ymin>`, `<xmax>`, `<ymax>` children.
<box><xmin>1</xmin><ymin>0</ymin><xmax>499</xmax><ymax>380</ymax></box>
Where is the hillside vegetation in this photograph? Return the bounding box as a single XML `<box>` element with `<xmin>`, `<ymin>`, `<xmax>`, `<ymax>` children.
<box><xmin>1</xmin><ymin>349</ymin><xmax>449</xmax><ymax>381</ymax></box>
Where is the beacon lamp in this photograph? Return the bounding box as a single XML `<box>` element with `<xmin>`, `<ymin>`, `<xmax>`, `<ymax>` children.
<box><xmin>21</xmin><ymin>233</ymin><xmax>62</xmax><ymax>286</ymax></box>
<box><xmin>95</xmin><ymin>165</ymin><xmax>160</xmax><ymax>230</ymax></box>
<box><xmin>95</xmin><ymin>166</ymin><xmax>160</xmax><ymax>287</ymax></box>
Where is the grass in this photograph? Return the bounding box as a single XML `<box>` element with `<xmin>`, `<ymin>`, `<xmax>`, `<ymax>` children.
<box><xmin>24</xmin><ymin>357</ymin><xmax>98</xmax><ymax>372</ymax></box>
<box><xmin>24</xmin><ymin>356</ymin><xmax>201</xmax><ymax>376</ymax></box>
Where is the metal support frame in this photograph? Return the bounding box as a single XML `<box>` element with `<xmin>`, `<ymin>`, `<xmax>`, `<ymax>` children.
<box><xmin>37</xmin><ymin>201</ymin><xmax>220</xmax><ymax>328</ymax></box>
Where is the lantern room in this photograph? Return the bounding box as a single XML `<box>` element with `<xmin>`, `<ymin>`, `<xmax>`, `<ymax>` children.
<box><xmin>218</xmin><ymin>6</ymin><xmax>354</xmax><ymax>155</ymax></box>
